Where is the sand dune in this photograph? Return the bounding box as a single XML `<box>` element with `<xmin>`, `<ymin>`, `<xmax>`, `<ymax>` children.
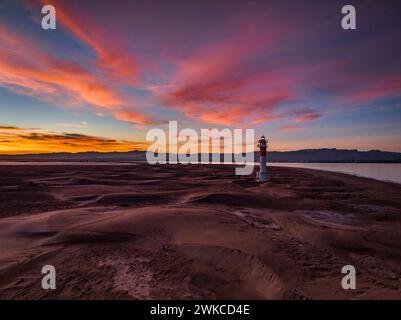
<box><xmin>0</xmin><ymin>164</ymin><xmax>400</xmax><ymax>299</ymax></box>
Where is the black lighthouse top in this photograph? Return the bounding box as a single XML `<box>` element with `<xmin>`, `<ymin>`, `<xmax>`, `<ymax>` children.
<box><xmin>258</xmin><ymin>135</ymin><xmax>268</xmax><ymax>147</ymax></box>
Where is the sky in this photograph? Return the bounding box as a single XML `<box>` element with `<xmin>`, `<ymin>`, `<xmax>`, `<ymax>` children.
<box><xmin>0</xmin><ymin>0</ymin><xmax>400</xmax><ymax>154</ymax></box>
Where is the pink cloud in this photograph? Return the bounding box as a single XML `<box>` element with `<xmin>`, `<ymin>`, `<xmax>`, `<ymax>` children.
<box><xmin>4</xmin><ymin>0</ymin><xmax>401</xmax><ymax>133</ymax></box>
<box><xmin>293</xmin><ymin>110</ymin><xmax>322</xmax><ymax>123</ymax></box>
<box><xmin>0</xmin><ymin>24</ymin><xmax>122</xmax><ymax>107</ymax></box>
<box><xmin>344</xmin><ymin>75</ymin><xmax>401</xmax><ymax>104</ymax></box>
<box><xmin>158</xmin><ymin>24</ymin><xmax>294</xmax><ymax>126</ymax></box>
<box><xmin>0</xmin><ymin>23</ymin><xmax>157</xmax><ymax>125</ymax></box>
<box><xmin>37</xmin><ymin>0</ymin><xmax>139</xmax><ymax>84</ymax></box>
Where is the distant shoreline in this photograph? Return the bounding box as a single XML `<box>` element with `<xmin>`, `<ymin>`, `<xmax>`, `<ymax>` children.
<box><xmin>1</xmin><ymin>159</ymin><xmax>401</xmax><ymax>163</ymax></box>
<box><xmin>1</xmin><ymin>148</ymin><xmax>400</xmax><ymax>163</ymax></box>
<box><xmin>0</xmin><ymin>161</ymin><xmax>400</xmax><ymax>185</ymax></box>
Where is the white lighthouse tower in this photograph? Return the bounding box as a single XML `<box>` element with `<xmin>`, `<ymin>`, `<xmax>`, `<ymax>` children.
<box><xmin>257</xmin><ymin>135</ymin><xmax>269</xmax><ymax>182</ymax></box>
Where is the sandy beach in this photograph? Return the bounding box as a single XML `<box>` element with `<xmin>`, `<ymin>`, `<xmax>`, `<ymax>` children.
<box><xmin>0</xmin><ymin>163</ymin><xmax>400</xmax><ymax>299</ymax></box>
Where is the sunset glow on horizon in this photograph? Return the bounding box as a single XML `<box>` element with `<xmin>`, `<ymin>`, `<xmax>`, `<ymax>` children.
<box><xmin>1</xmin><ymin>0</ymin><xmax>401</xmax><ymax>155</ymax></box>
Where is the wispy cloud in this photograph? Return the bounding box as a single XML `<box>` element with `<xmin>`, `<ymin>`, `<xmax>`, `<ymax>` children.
<box><xmin>0</xmin><ymin>21</ymin><xmax>158</xmax><ymax>125</ymax></box>
<box><xmin>159</xmin><ymin>25</ymin><xmax>292</xmax><ymax>126</ymax></box>
<box><xmin>0</xmin><ymin>125</ymin><xmax>20</xmax><ymax>130</ymax></box>
<box><xmin>292</xmin><ymin>109</ymin><xmax>322</xmax><ymax>124</ymax></box>
<box><xmin>278</xmin><ymin>125</ymin><xmax>307</xmax><ymax>133</ymax></box>
<box><xmin>37</xmin><ymin>0</ymin><xmax>139</xmax><ymax>84</ymax></box>
<box><xmin>0</xmin><ymin>24</ymin><xmax>123</xmax><ymax>107</ymax></box>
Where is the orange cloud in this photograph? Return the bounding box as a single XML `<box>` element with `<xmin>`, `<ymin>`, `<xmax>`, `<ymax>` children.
<box><xmin>0</xmin><ymin>125</ymin><xmax>147</xmax><ymax>154</ymax></box>
<box><xmin>114</xmin><ymin>111</ymin><xmax>153</xmax><ymax>126</ymax></box>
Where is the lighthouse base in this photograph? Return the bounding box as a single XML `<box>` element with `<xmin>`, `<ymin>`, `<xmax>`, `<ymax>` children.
<box><xmin>257</xmin><ymin>172</ymin><xmax>269</xmax><ymax>182</ymax></box>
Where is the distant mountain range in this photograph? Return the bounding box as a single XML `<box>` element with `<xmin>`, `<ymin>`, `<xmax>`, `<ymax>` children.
<box><xmin>1</xmin><ymin>148</ymin><xmax>401</xmax><ymax>163</ymax></box>
<box><xmin>264</xmin><ymin>149</ymin><xmax>401</xmax><ymax>163</ymax></box>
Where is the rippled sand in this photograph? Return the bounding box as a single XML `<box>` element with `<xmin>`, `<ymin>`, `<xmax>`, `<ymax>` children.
<box><xmin>0</xmin><ymin>164</ymin><xmax>400</xmax><ymax>299</ymax></box>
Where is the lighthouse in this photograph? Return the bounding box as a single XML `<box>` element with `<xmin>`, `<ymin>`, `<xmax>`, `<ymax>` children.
<box><xmin>257</xmin><ymin>135</ymin><xmax>269</xmax><ymax>182</ymax></box>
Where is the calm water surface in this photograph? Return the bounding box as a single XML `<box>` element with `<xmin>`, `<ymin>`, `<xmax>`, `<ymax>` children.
<box><xmin>271</xmin><ymin>162</ymin><xmax>401</xmax><ymax>185</ymax></box>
